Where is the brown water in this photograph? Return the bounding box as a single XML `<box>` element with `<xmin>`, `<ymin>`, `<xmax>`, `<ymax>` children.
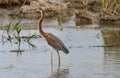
<box><xmin>0</xmin><ymin>8</ymin><xmax>120</xmax><ymax>78</ymax></box>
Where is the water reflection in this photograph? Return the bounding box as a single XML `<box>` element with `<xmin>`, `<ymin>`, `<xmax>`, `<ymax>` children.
<box><xmin>102</xmin><ymin>29</ymin><xmax>120</xmax><ymax>77</ymax></box>
<box><xmin>50</xmin><ymin>68</ymin><xmax>69</xmax><ymax>78</ymax></box>
<box><xmin>102</xmin><ymin>30</ymin><xmax>120</xmax><ymax>46</ymax></box>
<box><xmin>9</xmin><ymin>37</ymin><xmax>24</xmax><ymax>56</ymax></box>
<box><xmin>104</xmin><ymin>47</ymin><xmax>120</xmax><ymax>65</ymax></box>
<box><xmin>103</xmin><ymin>47</ymin><xmax>120</xmax><ymax>78</ymax></box>
<box><xmin>0</xmin><ymin>26</ymin><xmax>120</xmax><ymax>78</ymax></box>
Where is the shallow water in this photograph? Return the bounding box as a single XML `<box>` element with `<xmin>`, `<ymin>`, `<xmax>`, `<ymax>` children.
<box><xmin>0</xmin><ymin>8</ymin><xmax>120</xmax><ymax>78</ymax></box>
<box><xmin>0</xmin><ymin>26</ymin><xmax>120</xmax><ymax>78</ymax></box>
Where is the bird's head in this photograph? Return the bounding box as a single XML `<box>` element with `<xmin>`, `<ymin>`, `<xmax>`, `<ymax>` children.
<box><xmin>36</xmin><ymin>8</ymin><xmax>43</xmax><ymax>12</ymax></box>
<box><xmin>36</xmin><ymin>8</ymin><xmax>44</xmax><ymax>19</ymax></box>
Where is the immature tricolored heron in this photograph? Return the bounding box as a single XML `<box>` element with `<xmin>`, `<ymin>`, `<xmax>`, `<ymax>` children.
<box><xmin>37</xmin><ymin>8</ymin><xmax>69</xmax><ymax>66</ymax></box>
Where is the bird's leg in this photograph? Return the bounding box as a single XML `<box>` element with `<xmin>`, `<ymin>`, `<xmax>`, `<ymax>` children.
<box><xmin>50</xmin><ymin>47</ymin><xmax>53</xmax><ymax>72</ymax></box>
<box><xmin>57</xmin><ymin>50</ymin><xmax>61</xmax><ymax>68</ymax></box>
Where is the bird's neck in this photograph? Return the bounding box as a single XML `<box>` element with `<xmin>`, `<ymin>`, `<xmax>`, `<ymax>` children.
<box><xmin>38</xmin><ymin>9</ymin><xmax>45</xmax><ymax>36</ymax></box>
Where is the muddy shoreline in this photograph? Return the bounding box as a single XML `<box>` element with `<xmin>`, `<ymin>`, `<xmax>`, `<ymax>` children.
<box><xmin>0</xmin><ymin>0</ymin><xmax>120</xmax><ymax>26</ymax></box>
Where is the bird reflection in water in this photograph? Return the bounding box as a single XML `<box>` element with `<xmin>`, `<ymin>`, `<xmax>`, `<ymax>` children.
<box><xmin>50</xmin><ymin>68</ymin><xmax>69</xmax><ymax>78</ymax></box>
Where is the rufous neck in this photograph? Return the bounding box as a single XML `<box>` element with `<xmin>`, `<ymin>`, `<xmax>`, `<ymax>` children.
<box><xmin>38</xmin><ymin>9</ymin><xmax>45</xmax><ymax>35</ymax></box>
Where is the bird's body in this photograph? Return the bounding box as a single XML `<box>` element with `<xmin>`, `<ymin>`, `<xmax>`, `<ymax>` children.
<box><xmin>44</xmin><ymin>32</ymin><xmax>69</xmax><ymax>54</ymax></box>
<box><xmin>37</xmin><ymin>8</ymin><xmax>69</xmax><ymax>66</ymax></box>
<box><xmin>38</xmin><ymin>8</ymin><xmax>69</xmax><ymax>54</ymax></box>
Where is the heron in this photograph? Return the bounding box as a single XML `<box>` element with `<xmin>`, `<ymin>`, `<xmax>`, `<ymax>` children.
<box><xmin>37</xmin><ymin>8</ymin><xmax>69</xmax><ymax>66</ymax></box>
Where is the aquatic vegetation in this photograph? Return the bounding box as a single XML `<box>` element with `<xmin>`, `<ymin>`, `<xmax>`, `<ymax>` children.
<box><xmin>26</xmin><ymin>34</ymin><xmax>36</xmax><ymax>42</ymax></box>
<box><xmin>96</xmin><ymin>33</ymin><xmax>101</xmax><ymax>39</ymax></box>
<box><xmin>13</xmin><ymin>21</ymin><xmax>37</xmax><ymax>50</ymax></box>
<box><xmin>7</xmin><ymin>64</ymin><xmax>15</xmax><ymax>70</ymax></box>
<box><xmin>57</xmin><ymin>14</ymin><xmax>64</xmax><ymax>31</ymax></box>
<box><xmin>3</xmin><ymin>64</ymin><xmax>15</xmax><ymax>70</ymax></box>
<box><xmin>13</xmin><ymin>20</ymin><xmax>21</xmax><ymax>43</ymax></box>
<box><xmin>57</xmin><ymin>14</ymin><xmax>64</xmax><ymax>26</ymax></box>
<box><xmin>25</xmin><ymin>34</ymin><xmax>37</xmax><ymax>49</ymax></box>
<box><xmin>0</xmin><ymin>22</ymin><xmax>13</xmax><ymax>45</ymax></box>
<box><xmin>0</xmin><ymin>21</ymin><xmax>37</xmax><ymax>53</ymax></box>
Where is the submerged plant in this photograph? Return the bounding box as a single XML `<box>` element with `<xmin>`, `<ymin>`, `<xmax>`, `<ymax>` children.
<box><xmin>57</xmin><ymin>14</ymin><xmax>64</xmax><ymax>31</ymax></box>
<box><xmin>1</xmin><ymin>21</ymin><xmax>38</xmax><ymax>54</ymax></box>
<box><xmin>5</xmin><ymin>64</ymin><xmax>15</xmax><ymax>70</ymax></box>
<box><xmin>96</xmin><ymin>33</ymin><xmax>101</xmax><ymax>39</ymax></box>
<box><xmin>57</xmin><ymin>14</ymin><xmax>63</xmax><ymax>26</ymax></box>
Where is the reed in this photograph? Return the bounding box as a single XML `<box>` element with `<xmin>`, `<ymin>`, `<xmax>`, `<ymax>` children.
<box><xmin>101</xmin><ymin>0</ymin><xmax>120</xmax><ymax>15</ymax></box>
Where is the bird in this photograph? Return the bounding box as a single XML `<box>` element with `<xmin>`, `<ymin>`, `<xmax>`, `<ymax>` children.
<box><xmin>36</xmin><ymin>8</ymin><xmax>69</xmax><ymax>66</ymax></box>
